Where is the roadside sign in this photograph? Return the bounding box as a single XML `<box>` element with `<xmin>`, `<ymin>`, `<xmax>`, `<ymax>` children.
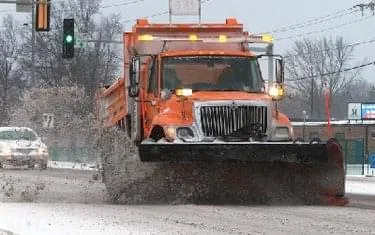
<box><xmin>43</xmin><ymin>113</ymin><xmax>54</xmax><ymax>128</ymax></box>
<box><xmin>361</xmin><ymin>103</ymin><xmax>375</xmax><ymax>120</ymax></box>
<box><xmin>170</xmin><ymin>0</ymin><xmax>201</xmax><ymax>16</ymax></box>
<box><xmin>16</xmin><ymin>0</ymin><xmax>32</xmax><ymax>13</ymax></box>
<box><xmin>370</xmin><ymin>153</ymin><xmax>375</xmax><ymax>169</ymax></box>
<box><xmin>347</xmin><ymin>103</ymin><xmax>361</xmax><ymax>120</ymax></box>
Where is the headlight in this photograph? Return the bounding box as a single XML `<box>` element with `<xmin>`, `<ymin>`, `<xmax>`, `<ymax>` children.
<box><xmin>175</xmin><ymin>88</ymin><xmax>193</xmax><ymax>97</ymax></box>
<box><xmin>165</xmin><ymin>127</ymin><xmax>176</xmax><ymax>139</ymax></box>
<box><xmin>38</xmin><ymin>147</ymin><xmax>48</xmax><ymax>155</ymax></box>
<box><xmin>0</xmin><ymin>144</ymin><xmax>11</xmax><ymax>155</ymax></box>
<box><xmin>268</xmin><ymin>85</ymin><xmax>284</xmax><ymax>100</ymax></box>
<box><xmin>176</xmin><ymin>127</ymin><xmax>195</xmax><ymax>139</ymax></box>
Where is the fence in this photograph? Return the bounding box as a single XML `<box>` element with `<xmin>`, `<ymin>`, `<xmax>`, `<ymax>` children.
<box><xmin>48</xmin><ymin>147</ymin><xmax>98</xmax><ymax>163</ymax></box>
<box><xmin>339</xmin><ymin>138</ymin><xmax>375</xmax><ymax>176</ymax></box>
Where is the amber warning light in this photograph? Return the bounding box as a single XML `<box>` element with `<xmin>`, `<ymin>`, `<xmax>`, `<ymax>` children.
<box><xmin>137</xmin><ymin>34</ymin><xmax>273</xmax><ymax>44</ymax></box>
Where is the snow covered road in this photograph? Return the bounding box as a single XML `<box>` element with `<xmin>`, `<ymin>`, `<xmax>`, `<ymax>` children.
<box><xmin>1</xmin><ymin>169</ymin><xmax>375</xmax><ymax>235</ymax></box>
<box><xmin>1</xmin><ymin>201</ymin><xmax>375</xmax><ymax>235</ymax></box>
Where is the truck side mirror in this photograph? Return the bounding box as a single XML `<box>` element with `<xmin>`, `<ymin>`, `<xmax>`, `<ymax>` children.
<box><xmin>275</xmin><ymin>58</ymin><xmax>284</xmax><ymax>84</ymax></box>
<box><xmin>129</xmin><ymin>57</ymin><xmax>140</xmax><ymax>97</ymax></box>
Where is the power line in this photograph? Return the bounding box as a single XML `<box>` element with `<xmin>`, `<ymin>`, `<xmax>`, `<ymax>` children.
<box><xmin>276</xmin><ymin>14</ymin><xmax>374</xmax><ymax>41</ymax></box>
<box><xmin>286</xmin><ymin>60</ymin><xmax>375</xmax><ymax>82</ymax></box>
<box><xmin>259</xmin><ymin>7</ymin><xmax>356</xmax><ymax>35</ymax></box>
<box><xmin>271</xmin><ymin>9</ymin><xmax>359</xmax><ymax>34</ymax></box>
<box><xmin>284</xmin><ymin>37</ymin><xmax>375</xmax><ymax>59</ymax></box>
<box><xmin>100</xmin><ymin>0</ymin><xmax>146</xmax><ymax>9</ymax></box>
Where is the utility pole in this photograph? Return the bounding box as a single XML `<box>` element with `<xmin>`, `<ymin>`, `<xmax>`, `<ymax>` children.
<box><xmin>0</xmin><ymin>0</ymin><xmax>36</xmax><ymax>85</ymax></box>
<box><xmin>31</xmin><ymin>0</ymin><xmax>35</xmax><ymax>86</ymax></box>
<box><xmin>310</xmin><ymin>78</ymin><xmax>314</xmax><ymax>119</ymax></box>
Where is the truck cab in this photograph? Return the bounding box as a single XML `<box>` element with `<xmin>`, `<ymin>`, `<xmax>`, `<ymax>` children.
<box><xmin>129</xmin><ymin>49</ymin><xmax>291</xmax><ymax>144</ymax></box>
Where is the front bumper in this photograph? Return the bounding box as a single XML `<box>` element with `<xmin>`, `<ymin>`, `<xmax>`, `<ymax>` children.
<box><xmin>138</xmin><ymin>141</ymin><xmax>330</xmax><ymax>163</ymax></box>
<box><xmin>0</xmin><ymin>154</ymin><xmax>48</xmax><ymax>166</ymax></box>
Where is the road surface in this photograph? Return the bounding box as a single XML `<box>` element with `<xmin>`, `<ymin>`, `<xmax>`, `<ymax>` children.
<box><xmin>1</xmin><ymin>168</ymin><xmax>375</xmax><ymax>235</ymax></box>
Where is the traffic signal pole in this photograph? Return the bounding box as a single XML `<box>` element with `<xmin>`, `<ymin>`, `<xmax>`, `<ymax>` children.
<box><xmin>31</xmin><ymin>0</ymin><xmax>36</xmax><ymax>86</ymax></box>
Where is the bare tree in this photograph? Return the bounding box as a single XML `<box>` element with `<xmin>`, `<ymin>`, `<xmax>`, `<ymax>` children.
<box><xmin>284</xmin><ymin>37</ymin><xmax>360</xmax><ymax>119</ymax></box>
<box><xmin>0</xmin><ymin>15</ymin><xmax>24</xmax><ymax>125</ymax></box>
<box><xmin>18</xmin><ymin>0</ymin><xmax>122</xmax><ymax>113</ymax></box>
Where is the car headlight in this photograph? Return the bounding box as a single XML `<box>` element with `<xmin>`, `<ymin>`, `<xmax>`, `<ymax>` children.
<box><xmin>38</xmin><ymin>147</ymin><xmax>48</xmax><ymax>155</ymax></box>
<box><xmin>0</xmin><ymin>144</ymin><xmax>12</xmax><ymax>155</ymax></box>
<box><xmin>274</xmin><ymin>127</ymin><xmax>290</xmax><ymax>139</ymax></box>
<box><xmin>176</xmin><ymin>127</ymin><xmax>195</xmax><ymax>139</ymax></box>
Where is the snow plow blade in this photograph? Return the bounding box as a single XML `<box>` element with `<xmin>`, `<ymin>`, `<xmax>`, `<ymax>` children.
<box><xmin>139</xmin><ymin>140</ymin><xmax>335</xmax><ymax>163</ymax></box>
<box><xmin>137</xmin><ymin>139</ymin><xmax>347</xmax><ymax>205</ymax></box>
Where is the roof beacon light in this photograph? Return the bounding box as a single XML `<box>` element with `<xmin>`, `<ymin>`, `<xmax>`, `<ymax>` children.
<box><xmin>218</xmin><ymin>35</ymin><xmax>227</xmax><ymax>43</ymax></box>
<box><xmin>189</xmin><ymin>34</ymin><xmax>199</xmax><ymax>41</ymax></box>
<box><xmin>262</xmin><ymin>34</ymin><xmax>273</xmax><ymax>43</ymax></box>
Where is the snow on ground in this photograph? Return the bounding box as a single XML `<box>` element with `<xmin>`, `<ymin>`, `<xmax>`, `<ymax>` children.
<box><xmin>1</xmin><ymin>167</ymin><xmax>375</xmax><ymax>235</ymax></box>
<box><xmin>48</xmin><ymin>161</ymin><xmax>98</xmax><ymax>171</ymax></box>
<box><xmin>2</xmin><ymin>200</ymin><xmax>375</xmax><ymax>235</ymax></box>
<box><xmin>346</xmin><ymin>176</ymin><xmax>375</xmax><ymax>195</ymax></box>
<box><xmin>346</xmin><ymin>164</ymin><xmax>375</xmax><ymax>176</ymax></box>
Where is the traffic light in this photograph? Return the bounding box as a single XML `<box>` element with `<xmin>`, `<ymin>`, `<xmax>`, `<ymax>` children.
<box><xmin>62</xmin><ymin>18</ymin><xmax>74</xmax><ymax>59</ymax></box>
<box><xmin>35</xmin><ymin>0</ymin><xmax>51</xmax><ymax>31</ymax></box>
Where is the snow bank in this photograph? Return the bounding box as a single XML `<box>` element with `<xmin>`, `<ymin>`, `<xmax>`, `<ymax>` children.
<box><xmin>48</xmin><ymin>161</ymin><xmax>99</xmax><ymax>171</ymax></box>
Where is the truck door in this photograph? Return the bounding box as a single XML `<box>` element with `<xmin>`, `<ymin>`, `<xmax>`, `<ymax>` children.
<box><xmin>144</xmin><ymin>57</ymin><xmax>159</xmax><ymax>136</ymax></box>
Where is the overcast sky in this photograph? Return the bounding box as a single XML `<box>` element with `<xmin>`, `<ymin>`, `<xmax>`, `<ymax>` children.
<box><xmin>0</xmin><ymin>0</ymin><xmax>374</xmax><ymax>81</ymax></box>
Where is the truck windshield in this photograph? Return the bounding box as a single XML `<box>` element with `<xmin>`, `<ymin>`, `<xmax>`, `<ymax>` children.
<box><xmin>162</xmin><ymin>56</ymin><xmax>264</xmax><ymax>92</ymax></box>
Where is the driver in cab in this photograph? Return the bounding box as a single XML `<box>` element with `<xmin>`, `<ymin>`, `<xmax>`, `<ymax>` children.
<box><xmin>217</xmin><ymin>64</ymin><xmax>249</xmax><ymax>91</ymax></box>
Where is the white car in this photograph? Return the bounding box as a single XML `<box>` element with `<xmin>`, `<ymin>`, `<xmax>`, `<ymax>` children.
<box><xmin>0</xmin><ymin>127</ymin><xmax>49</xmax><ymax>169</ymax></box>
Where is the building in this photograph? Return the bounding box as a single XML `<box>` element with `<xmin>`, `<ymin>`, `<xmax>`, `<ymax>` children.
<box><xmin>292</xmin><ymin>120</ymin><xmax>375</xmax><ymax>165</ymax></box>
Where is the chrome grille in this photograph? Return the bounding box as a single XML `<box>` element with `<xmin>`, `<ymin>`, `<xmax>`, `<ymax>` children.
<box><xmin>200</xmin><ymin>105</ymin><xmax>268</xmax><ymax>137</ymax></box>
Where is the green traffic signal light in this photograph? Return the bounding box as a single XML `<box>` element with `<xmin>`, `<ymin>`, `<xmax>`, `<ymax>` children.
<box><xmin>62</xmin><ymin>18</ymin><xmax>74</xmax><ymax>59</ymax></box>
<box><xmin>65</xmin><ymin>35</ymin><xmax>73</xmax><ymax>44</ymax></box>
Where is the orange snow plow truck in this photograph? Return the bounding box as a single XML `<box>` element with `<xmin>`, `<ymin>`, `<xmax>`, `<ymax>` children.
<box><xmin>97</xmin><ymin>18</ymin><xmax>347</xmax><ymax>205</ymax></box>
